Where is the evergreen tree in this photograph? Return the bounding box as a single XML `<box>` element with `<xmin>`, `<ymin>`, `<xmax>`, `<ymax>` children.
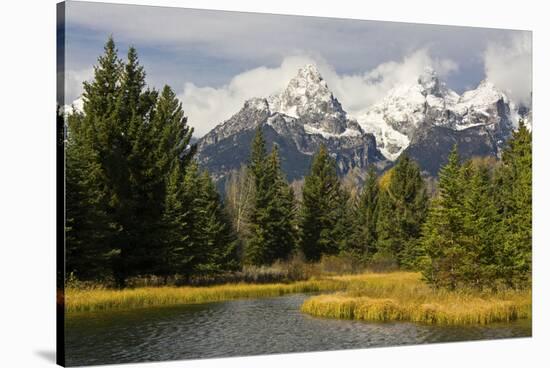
<box><xmin>117</xmin><ymin>46</ymin><xmax>146</xmax><ymax>123</ymax></box>
<box><xmin>178</xmin><ymin>161</ymin><xmax>209</xmax><ymax>278</ymax></box>
<box><xmin>334</xmin><ymin>187</ymin><xmax>356</xmax><ymax>256</ymax></box>
<box><xmin>197</xmin><ymin>170</ymin><xmax>241</xmax><ymax>274</ymax></box>
<box><xmin>245</xmin><ymin>129</ymin><xmax>296</xmax><ymax>265</ymax></box>
<box><xmin>245</xmin><ymin>128</ymin><xmax>271</xmax><ymax>265</ymax></box>
<box><xmin>460</xmin><ymin>160</ymin><xmax>501</xmax><ymax>289</ymax></box>
<box><xmin>81</xmin><ymin>37</ymin><xmax>122</xmax><ymax>120</ymax></box>
<box><xmin>263</xmin><ymin>146</ymin><xmax>296</xmax><ymax>262</ymax></box>
<box><xmin>299</xmin><ymin>145</ymin><xmax>345</xmax><ymax>261</ymax></box>
<box><xmin>420</xmin><ymin>146</ymin><xmax>465</xmax><ymax>288</ymax></box>
<box><xmin>107</xmin><ymin>45</ymin><xmax>158</xmax><ymax>285</ymax></box>
<box><xmin>151</xmin><ymin>85</ymin><xmax>196</xmax><ymax>278</ymax></box>
<box><xmin>157</xmin><ymin>162</ymin><xmax>191</xmax><ymax>282</ymax></box>
<box><xmin>66</xmin><ymin>37</ymin><xmax>124</xmax><ymax>281</ymax></box>
<box><xmin>351</xmin><ymin>166</ymin><xmax>379</xmax><ymax>259</ymax></box>
<box><xmin>249</xmin><ymin>127</ymin><xmax>268</xmax><ymax>185</ymax></box>
<box><xmin>152</xmin><ymin>85</ymin><xmax>196</xmax><ymax>176</ymax></box>
<box><xmin>494</xmin><ymin>122</ymin><xmax>532</xmax><ymax>287</ymax></box>
<box><xmin>420</xmin><ymin>147</ymin><xmax>505</xmax><ymax>290</ymax></box>
<box><xmin>376</xmin><ymin>154</ymin><xmax>428</xmax><ymax>268</ymax></box>
<box><xmin>65</xmin><ymin>108</ymin><xmax>111</xmax><ymax>280</ymax></box>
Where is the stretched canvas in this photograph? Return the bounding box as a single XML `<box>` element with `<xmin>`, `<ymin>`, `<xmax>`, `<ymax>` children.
<box><xmin>57</xmin><ymin>1</ymin><xmax>533</xmax><ymax>366</ymax></box>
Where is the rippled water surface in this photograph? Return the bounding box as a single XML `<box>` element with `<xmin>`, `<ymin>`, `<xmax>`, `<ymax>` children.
<box><xmin>65</xmin><ymin>294</ymin><xmax>531</xmax><ymax>366</ymax></box>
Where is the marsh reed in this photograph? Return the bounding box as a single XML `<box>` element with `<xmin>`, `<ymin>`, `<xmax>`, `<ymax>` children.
<box><xmin>301</xmin><ymin>273</ymin><xmax>531</xmax><ymax>325</ymax></box>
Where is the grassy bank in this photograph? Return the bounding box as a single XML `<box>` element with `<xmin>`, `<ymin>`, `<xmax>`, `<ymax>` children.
<box><xmin>64</xmin><ymin>255</ymin><xmax>369</xmax><ymax>313</ymax></box>
<box><xmin>301</xmin><ymin>273</ymin><xmax>531</xmax><ymax>325</ymax></box>
<box><xmin>65</xmin><ymin>278</ymin><xmax>347</xmax><ymax>313</ymax></box>
<box><xmin>66</xmin><ymin>272</ymin><xmax>531</xmax><ymax>325</ymax></box>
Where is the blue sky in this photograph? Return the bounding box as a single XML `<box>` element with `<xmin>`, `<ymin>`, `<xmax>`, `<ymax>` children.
<box><xmin>62</xmin><ymin>1</ymin><xmax>532</xmax><ymax>136</ymax></box>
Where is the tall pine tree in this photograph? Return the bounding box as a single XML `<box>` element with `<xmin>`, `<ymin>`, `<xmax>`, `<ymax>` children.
<box><xmin>264</xmin><ymin>146</ymin><xmax>296</xmax><ymax>262</ymax></box>
<box><xmin>420</xmin><ymin>146</ymin><xmax>466</xmax><ymax>289</ymax></box>
<box><xmin>197</xmin><ymin>170</ymin><xmax>240</xmax><ymax>274</ymax></box>
<box><xmin>460</xmin><ymin>160</ymin><xmax>501</xmax><ymax>289</ymax></box>
<box><xmin>66</xmin><ymin>37</ymin><xmax>123</xmax><ymax>281</ymax></box>
<box><xmin>245</xmin><ymin>128</ymin><xmax>271</xmax><ymax>265</ymax></box>
<box><xmin>376</xmin><ymin>154</ymin><xmax>428</xmax><ymax>268</ymax></box>
<box><xmin>299</xmin><ymin>144</ymin><xmax>345</xmax><ymax>261</ymax></box>
<box><xmin>494</xmin><ymin>122</ymin><xmax>532</xmax><ymax>287</ymax></box>
<box><xmin>350</xmin><ymin>166</ymin><xmax>379</xmax><ymax>259</ymax></box>
<box><xmin>245</xmin><ymin>129</ymin><xmax>296</xmax><ymax>265</ymax></box>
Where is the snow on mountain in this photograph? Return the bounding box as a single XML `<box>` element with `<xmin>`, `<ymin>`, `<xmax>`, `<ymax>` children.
<box><xmin>454</xmin><ymin>80</ymin><xmax>512</xmax><ymax>132</ymax></box>
<box><xmin>199</xmin><ymin>97</ymin><xmax>270</xmax><ymax>147</ymax></box>
<box><xmin>356</xmin><ymin>67</ymin><xmax>521</xmax><ymax>160</ymax></box>
<box><xmin>200</xmin><ymin>64</ymin><xmax>365</xmax><ymax>150</ymax></box>
<box><xmin>356</xmin><ymin>68</ymin><xmax>457</xmax><ymax>160</ymax></box>
<box><xmin>267</xmin><ymin>64</ymin><xmax>349</xmax><ymax>135</ymax></box>
<box><xmin>197</xmin><ymin>64</ymin><xmax>385</xmax><ymax>182</ymax></box>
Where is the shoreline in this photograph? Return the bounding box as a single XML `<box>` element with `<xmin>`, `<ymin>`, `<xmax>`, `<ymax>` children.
<box><xmin>64</xmin><ymin>277</ymin><xmax>347</xmax><ymax>313</ymax></box>
<box><xmin>65</xmin><ymin>272</ymin><xmax>531</xmax><ymax>326</ymax></box>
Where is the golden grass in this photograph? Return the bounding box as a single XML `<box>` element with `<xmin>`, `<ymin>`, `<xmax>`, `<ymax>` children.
<box><xmin>65</xmin><ymin>278</ymin><xmax>347</xmax><ymax>313</ymax></box>
<box><xmin>301</xmin><ymin>273</ymin><xmax>531</xmax><ymax>325</ymax></box>
<box><xmin>66</xmin><ymin>271</ymin><xmax>531</xmax><ymax>325</ymax></box>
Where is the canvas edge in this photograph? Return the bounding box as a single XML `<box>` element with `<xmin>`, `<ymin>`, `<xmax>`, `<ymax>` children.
<box><xmin>56</xmin><ymin>1</ymin><xmax>66</xmax><ymax>367</ymax></box>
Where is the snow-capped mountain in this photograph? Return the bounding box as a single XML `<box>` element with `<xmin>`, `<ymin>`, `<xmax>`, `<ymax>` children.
<box><xmin>198</xmin><ymin>64</ymin><xmax>527</xmax><ymax>180</ymax></box>
<box><xmin>197</xmin><ymin>64</ymin><xmax>386</xmax><ymax>182</ymax></box>
<box><xmin>267</xmin><ymin>64</ymin><xmax>349</xmax><ymax>135</ymax></box>
<box><xmin>66</xmin><ymin>63</ymin><xmax>530</xmax><ymax>180</ymax></box>
<box><xmin>356</xmin><ymin>67</ymin><xmax>518</xmax><ymax>161</ymax></box>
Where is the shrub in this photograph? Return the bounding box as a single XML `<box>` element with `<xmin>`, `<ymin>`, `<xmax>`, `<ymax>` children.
<box><xmin>318</xmin><ymin>254</ymin><xmax>365</xmax><ymax>275</ymax></box>
<box><xmin>367</xmin><ymin>251</ymin><xmax>398</xmax><ymax>272</ymax></box>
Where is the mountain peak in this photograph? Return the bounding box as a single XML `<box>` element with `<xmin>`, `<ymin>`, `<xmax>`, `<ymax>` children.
<box><xmin>417</xmin><ymin>67</ymin><xmax>445</xmax><ymax>97</ymax></box>
<box><xmin>285</xmin><ymin>63</ymin><xmax>330</xmax><ymax>99</ymax></box>
<box><xmin>269</xmin><ymin>64</ymin><xmax>343</xmax><ymax>118</ymax></box>
<box><xmin>266</xmin><ymin>64</ymin><xmax>348</xmax><ymax>134</ymax></box>
<box><xmin>418</xmin><ymin>66</ymin><xmax>437</xmax><ymax>83</ymax></box>
<box><xmin>458</xmin><ymin>79</ymin><xmax>507</xmax><ymax>108</ymax></box>
<box><xmin>475</xmin><ymin>79</ymin><xmax>498</xmax><ymax>90</ymax></box>
<box><xmin>296</xmin><ymin>63</ymin><xmax>324</xmax><ymax>82</ymax></box>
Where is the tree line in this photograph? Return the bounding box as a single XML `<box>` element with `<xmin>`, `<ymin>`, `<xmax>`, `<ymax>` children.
<box><xmin>65</xmin><ymin>39</ymin><xmax>531</xmax><ymax>290</ymax></box>
<box><xmin>228</xmin><ymin>128</ymin><xmax>430</xmax><ymax>268</ymax></box>
<box><xmin>228</xmin><ymin>124</ymin><xmax>531</xmax><ymax>290</ymax></box>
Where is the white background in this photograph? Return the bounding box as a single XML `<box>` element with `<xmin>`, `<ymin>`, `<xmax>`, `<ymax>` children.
<box><xmin>0</xmin><ymin>0</ymin><xmax>548</xmax><ymax>367</ymax></box>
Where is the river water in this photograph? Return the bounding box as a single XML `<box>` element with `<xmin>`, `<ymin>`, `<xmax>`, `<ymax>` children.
<box><xmin>65</xmin><ymin>293</ymin><xmax>531</xmax><ymax>366</ymax></box>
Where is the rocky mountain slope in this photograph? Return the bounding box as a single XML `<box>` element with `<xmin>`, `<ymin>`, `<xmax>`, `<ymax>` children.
<box><xmin>196</xmin><ymin>64</ymin><xmax>387</xmax><ymax>183</ymax></box>
<box><xmin>197</xmin><ymin>64</ymin><xmax>529</xmax><ymax>180</ymax></box>
<box><xmin>356</xmin><ymin>67</ymin><xmax>520</xmax><ymax>164</ymax></box>
<box><xmin>356</xmin><ymin>67</ymin><xmax>530</xmax><ymax>175</ymax></box>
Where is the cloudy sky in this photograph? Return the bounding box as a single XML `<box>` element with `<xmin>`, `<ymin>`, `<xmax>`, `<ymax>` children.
<box><xmin>62</xmin><ymin>1</ymin><xmax>532</xmax><ymax>136</ymax></box>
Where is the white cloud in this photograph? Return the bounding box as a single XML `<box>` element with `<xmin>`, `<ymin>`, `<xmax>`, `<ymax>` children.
<box><xmin>316</xmin><ymin>49</ymin><xmax>458</xmax><ymax>116</ymax></box>
<box><xmin>180</xmin><ymin>49</ymin><xmax>458</xmax><ymax>136</ymax></box>
<box><xmin>64</xmin><ymin>68</ymin><xmax>93</xmax><ymax>104</ymax></box>
<box><xmin>484</xmin><ymin>33</ymin><xmax>532</xmax><ymax>105</ymax></box>
<box><xmin>178</xmin><ymin>55</ymin><xmax>317</xmax><ymax>136</ymax></box>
